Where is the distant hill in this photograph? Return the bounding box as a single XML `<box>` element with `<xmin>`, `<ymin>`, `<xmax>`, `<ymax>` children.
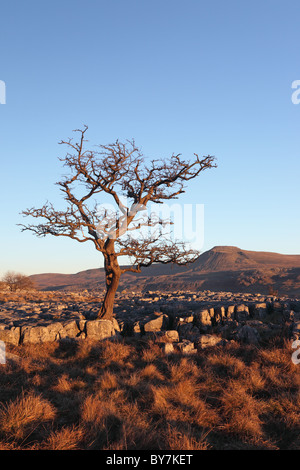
<box><xmin>30</xmin><ymin>246</ymin><xmax>300</xmax><ymax>296</ymax></box>
<box><xmin>191</xmin><ymin>246</ymin><xmax>300</xmax><ymax>271</ymax></box>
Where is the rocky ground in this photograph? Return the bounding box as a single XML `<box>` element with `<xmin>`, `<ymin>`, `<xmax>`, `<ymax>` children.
<box><xmin>0</xmin><ymin>289</ymin><xmax>299</xmax><ymax>351</ymax></box>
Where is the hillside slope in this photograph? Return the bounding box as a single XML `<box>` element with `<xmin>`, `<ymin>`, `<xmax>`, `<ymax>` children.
<box><xmin>30</xmin><ymin>246</ymin><xmax>300</xmax><ymax>296</ymax></box>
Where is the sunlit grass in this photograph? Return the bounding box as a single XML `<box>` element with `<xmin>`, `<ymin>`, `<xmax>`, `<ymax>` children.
<box><xmin>0</xmin><ymin>333</ymin><xmax>299</xmax><ymax>450</ymax></box>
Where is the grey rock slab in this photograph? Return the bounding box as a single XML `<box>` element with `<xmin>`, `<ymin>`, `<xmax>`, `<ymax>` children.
<box><xmin>236</xmin><ymin>324</ymin><xmax>260</xmax><ymax>344</ymax></box>
<box><xmin>194</xmin><ymin>309</ymin><xmax>212</xmax><ymax>328</ymax></box>
<box><xmin>0</xmin><ymin>327</ymin><xmax>21</xmax><ymax>346</ymax></box>
<box><xmin>235</xmin><ymin>304</ymin><xmax>250</xmax><ymax>322</ymax></box>
<box><xmin>175</xmin><ymin>340</ymin><xmax>197</xmax><ymax>354</ymax></box>
<box><xmin>21</xmin><ymin>323</ymin><xmax>63</xmax><ymax>344</ymax></box>
<box><xmin>178</xmin><ymin>323</ymin><xmax>201</xmax><ymax>342</ymax></box>
<box><xmin>196</xmin><ymin>334</ymin><xmax>225</xmax><ymax>350</ymax></box>
<box><xmin>147</xmin><ymin>330</ymin><xmax>179</xmax><ymax>343</ymax></box>
<box><xmin>85</xmin><ymin>319</ymin><xmax>116</xmax><ymax>340</ymax></box>
<box><xmin>143</xmin><ymin>314</ymin><xmax>169</xmax><ymax>333</ymax></box>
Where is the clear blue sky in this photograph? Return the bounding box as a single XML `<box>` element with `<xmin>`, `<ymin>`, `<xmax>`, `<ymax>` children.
<box><xmin>0</xmin><ymin>0</ymin><xmax>299</xmax><ymax>276</ymax></box>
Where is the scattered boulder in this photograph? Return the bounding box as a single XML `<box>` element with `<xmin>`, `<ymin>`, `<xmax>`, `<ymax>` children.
<box><xmin>143</xmin><ymin>313</ymin><xmax>169</xmax><ymax>333</ymax></box>
<box><xmin>112</xmin><ymin>318</ymin><xmax>121</xmax><ymax>332</ymax></box>
<box><xmin>236</xmin><ymin>324</ymin><xmax>259</xmax><ymax>344</ymax></box>
<box><xmin>226</xmin><ymin>305</ymin><xmax>235</xmax><ymax>319</ymax></box>
<box><xmin>272</xmin><ymin>302</ymin><xmax>283</xmax><ymax>314</ymax></box>
<box><xmin>78</xmin><ymin>319</ymin><xmax>87</xmax><ymax>333</ymax></box>
<box><xmin>152</xmin><ymin>329</ymin><xmax>179</xmax><ymax>343</ymax></box>
<box><xmin>85</xmin><ymin>319</ymin><xmax>116</xmax><ymax>340</ymax></box>
<box><xmin>196</xmin><ymin>334</ymin><xmax>225</xmax><ymax>350</ymax></box>
<box><xmin>159</xmin><ymin>342</ymin><xmax>175</xmax><ymax>355</ymax></box>
<box><xmin>178</xmin><ymin>323</ymin><xmax>200</xmax><ymax>342</ymax></box>
<box><xmin>132</xmin><ymin>321</ymin><xmax>142</xmax><ymax>336</ymax></box>
<box><xmin>21</xmin><ymin>323</ymin><xmax>63</xmax><ymax>344</ymax></box>
<box><xmin>175</xmin><ymin>339</ymin><xmax>197</xmax><ymax>354</ymax></box>
<box><xmin>194</xmin><ymin>309</ymin><xmax>212</xmax><ymax>329</ymax></box>
<box><xmin>235</xmin><ymin>304</ymin><xmax>250</xmax><ymax>322</ymax></box>
<box><xmin>0</xmin><ymin>327</ymin><xmax>20</xmax><ymax>346</ymax></box>
<box><xmin>291</xmin><ymin>321</ymin><xmax>300</xmax><ymax>340</ymax></box>
<box><xmin>283</xmin><ymin>309</ymin><xmax>294</xmax><ymax>322</ymax></box>
<box><xmin>59</xmin><ymin>320</ymin><xmax>80</xmax><ymax>339</ymax></box>
<box><xmin>290</xmin><ymin>301</ymin><xmax>300</xmax><ymax>313</ymax></box>
<box><xmin>0</xmin><ymin>291</ymin><xmax>298</xmax><ymax>348</ymax></box>
<box><xmin>214</xmin><ymin>306</ymin><xmax>226</xmax><ymax>324</ymax></box>
<box><xmin>253</xmin><ymin>303</ymin><xmax>268</xmax><ymax>319</ymax></box>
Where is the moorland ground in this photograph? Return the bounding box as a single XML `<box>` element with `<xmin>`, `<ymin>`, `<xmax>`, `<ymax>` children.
<box><xmin>0</xmin><ymin>289</ymin><xmax>299</xmax><ymax>450</ymax></box>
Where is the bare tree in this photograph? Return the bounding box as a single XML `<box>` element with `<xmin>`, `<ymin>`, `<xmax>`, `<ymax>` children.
<box><xmin>20</xmin><ymin>126</ymin><xmax>216</xmax><ymax>319</ymax></box>
<box><xmin>2</xmin><ymin>271</ymin><xmax>35</xmax><ymax>292</ymax></box>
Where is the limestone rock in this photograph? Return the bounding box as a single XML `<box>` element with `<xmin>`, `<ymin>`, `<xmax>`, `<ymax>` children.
<box><xmin>235</xmin><ymin>304</ymin><xmax>250</xmax><ymax>322</ymax></box>
<box><xmin>0</xmin><ymin>327</ymin><xmax>20</xmax><ymax>346</ymax></box>
<box><xmin>292</xmin><ymin>321</ymin><xmax>300</xmax><ymax>339</ymax></box>
<box><xmin>112</xmin><ymin>318</ymin><xmax>121</xmax><ymax>332</ymax></box>
<box><xmin>59</xmin><ymin>320</ymin><xmax>80</xmax><ymax>339</ymax></box>
<box><xmin>21</xmin><ymin>323</ymin><xmax>63</xmax><ymax>344</ymax></box>
<box><xmin>178</xmin><ymin>323</ymin><xmax>201</xmax><ymax>342</ymax></box>
<box><xmin>196</xmin><ymin>334</ymin><xmax>224</xmax><ymax>350</ymax></box>
<box><xmin>253</xmin><ymin>303</ymin><xmax>268</xmax><ymax>319</ymax></box>
<box><xmin>132</xmin><ymin>321</ymin><xmax>142</xmax><ymax>335</ymax></box>
<box><xmin>152</xmin><ymin>330</ymin><xmax>179</xmax><ymax>343</ymax></box>
<box><xmin>85</xmin><ymin>319</ymin><xmax>116</xmax><ymax>340</ymax></box>
<box><xmin>272</xmin><ymin>301</ymin><xmax>283</xmax><ymax>313</ymax></box>
<box><xmin>78</xmin><ymin>319</ymin><xmax>87</xmax><ymax>332</ymax></box>
<box><xmin>214</xmin><ymin>306</ymin><xmax>226</xmax><ymax>323</ymax></box>
<box><xmin>143</xmin><ymin>314</ymin><xmax>169</xmax><ymax>333</ymax></box>
<box><xmin>283</xmin><ymin>309</ymin><xmax>294</xmax><ymax>321</ymax></box>
<box><xmin>236</xmin><ymin>324</ymin><xmax>259</xmax><ymax>344</ymax></box>
<box><xmin>159</xmin><ymin>342</ymin><xmax>175</xmax><ymax>355</ymax></box>
<box><xmin>194</xmin><ymin>309</ymin><xmax>212</xmax><ymax>329</ymax></box>
<box><xmin>175</xmin><ymin>339</ymin><xmax>197</xmax><ymax>354</ymax></box>
<box><xmin>226</xmin><ymin>305</ymin><xmax>235</xmax><ymax>319</ymax></box>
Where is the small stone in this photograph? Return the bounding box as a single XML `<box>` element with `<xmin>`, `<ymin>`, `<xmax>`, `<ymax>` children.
<box><xmin>154</xmin><ymin>330</ymin><xmax>179</xmax><ymax>343</ymax></box>
<box><xmin>0</xmin><ymin>327</ymin><xmax>20</xmax><ymax>346</ymax></box>
<box><xmin>226</xmin><ymin>305</ymin><xmax>235</xmax><ymax>319</ymax></box>
<box><xmin>196</xmin><ymin>334</ymin><xmax>224</xmax><ymax>350</ymax></box>
<box><xmin>175</xmin><ymin>340</ymin><xmax>197</xmax><ymax>354</ymax></box>
<box><xmin>236</xmin><ymin>325</ymin><xmax>259</xmax><ymax>344</ymax></box>
<box><xmin>159</xmin><ymin>342</ymin><xmax>175</xmax><ymax>355</ymax></box>
<box><xmin>194</xmin><ymin>309</ymin><xmax>212</xmax><ymax>328</ymax></box>
<box><xmin>214</xmin><ymin>306</ymin><xmax>226</xmax><ymax>323</ymax></box>
<box><xmin>253</xmin><ymin>303</ymin><xmax>268</xmax><ymax>319</ymax></box>
<box><xmin>60</xmin><ymin>320</ymin><xmax>80</xmax><ymax>339</ymax></box>
<box><xmin>178</xmin><ymin>323</ymin><xmax>200</xmax><ymax>342</ymax></box>
<box><xmin>143</xmin><ymin>314</ymin><xmax>169</xmax><ymax>333</ymax></box>
<box><xmin>85</xmin><ymin>320</ymin><xmax>115</xmax><ymax>340</ymax></box>
<box><xmin>235</xmin><ymin>304</ymin><xmax>250</xmax><ymax>322</ymax></box>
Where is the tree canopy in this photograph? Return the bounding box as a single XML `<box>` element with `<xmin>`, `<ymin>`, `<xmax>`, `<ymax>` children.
<box><xmin>20</xmin><ymin>126</ymin><xmax>216</xmax><ymax>318</ymax></box>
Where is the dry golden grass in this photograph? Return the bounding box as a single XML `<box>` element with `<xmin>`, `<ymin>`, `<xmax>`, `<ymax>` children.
<box><xmin>0</xmin><ymin>391</ymin><xmax>56</xmax><ymax>441</ymax></box>
<box><xmin>0</xmin><ymin>333</ymin><xmax>299</xmax><ymax>450</ymax></box>
<box><xmin>43</xmin><ymin>425</ymin><xmax>85</xmax><ymax>450</ymax></box>
<box><xmin>164</xmin><ymin>425</ymin><xmax>211</xmax><ymax>450</ymax></box>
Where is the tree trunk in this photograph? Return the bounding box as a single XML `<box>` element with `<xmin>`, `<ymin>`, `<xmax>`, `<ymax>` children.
<box><xmin>97</xmin><ymin>242</ymin><xmax>121</xmax><ymax>320</ymax></box>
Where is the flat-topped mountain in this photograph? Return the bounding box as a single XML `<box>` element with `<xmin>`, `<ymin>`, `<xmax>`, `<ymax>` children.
<box><xmin>191</xmin><ymin>246</ymin><xmax>300</xmax><ymax>271</ymax></box>
<box><xmin>30</xmin><ymin>246</ymin><xmax>300</xmax><ymax>296</ymax></box>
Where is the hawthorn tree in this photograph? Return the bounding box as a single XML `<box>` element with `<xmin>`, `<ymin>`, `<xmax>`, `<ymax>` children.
<box><xmin>2</xmin><ymin>271</ymin><xmax>35</xmax><ymax>292</ymax></box>
<box><xmin>20</xmin><ymin>126</ymin><xmax>216</xmax><ymax>320</ymax></box>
